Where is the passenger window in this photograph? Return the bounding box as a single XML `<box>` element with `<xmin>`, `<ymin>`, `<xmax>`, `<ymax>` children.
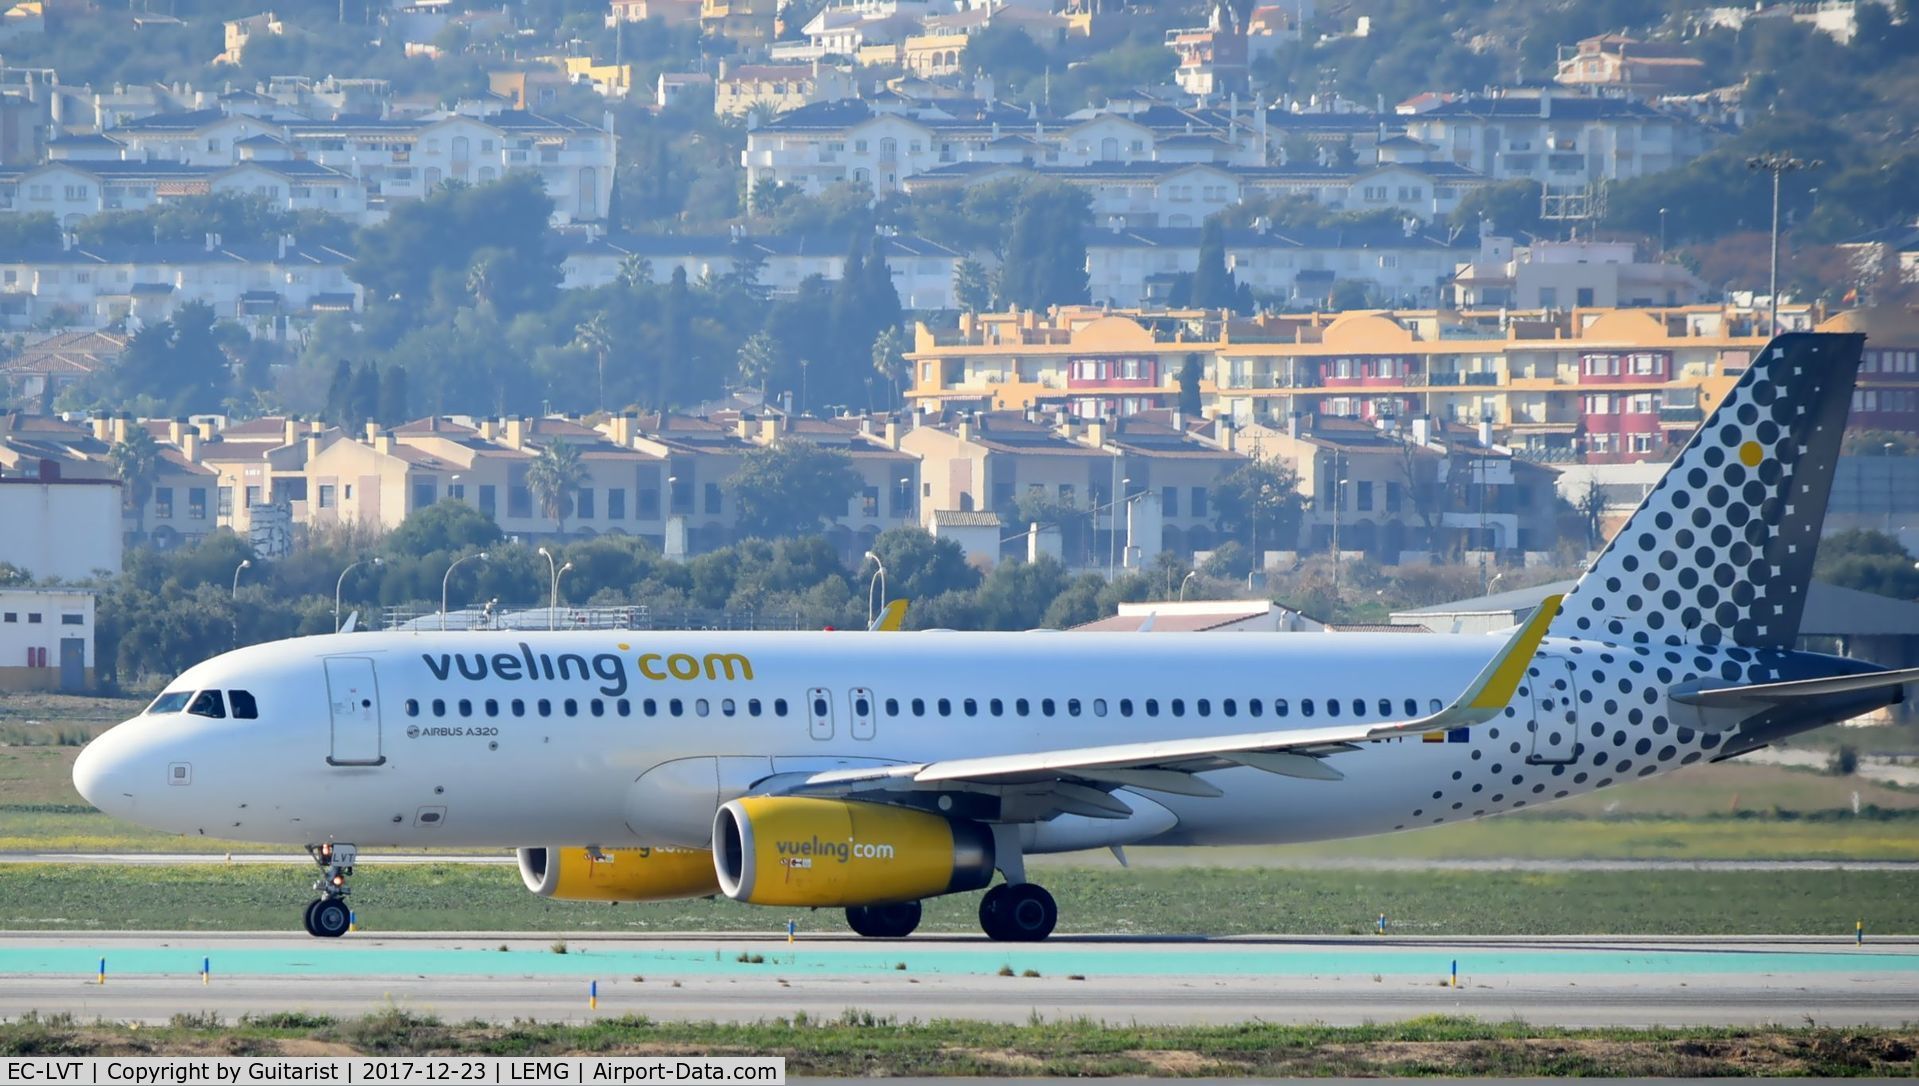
<box><xmin>229</xmin><ymin>690</ymin><xmax>259</xmax><ymax>719</ymax></box>
<box><xmin>643</xmin><ymin>698</ymin><xmax>658</xmax><ymax>716</ymax></box>
<box><xmin>748</xmin><ymin>698</ymin><xmax>762</xmax><ymax>717</ymax></box>
<box><xmin>1222</xmin><ymin>698</ymin><xmax>1235</xmax><ymax>717</ymax></box>
<box><xmin>937</xmin><ymin>697</ymin><xmax>952</xmax><ymax>715</ymax></box>
<box><xmin>1171</xmin><ymin>698</ymin><xmax>1186</xmax><ymax>717</ymax></box>
<box><xmin>721</xmin><ymin>698</ymin><xmax>735</xmax><ymax>717</ymax></box>
<box><xmin>404</xmin><ymin>699</ymin><xmax>420</xmax><ymax>718</ymax></box>
<box><xmin>989</xmin><ymin>698</ymin><xmax>1004</xmax><ymax>715</ymax></box>
<box><xmin>1015</xmin><ymin>698</ymin><xmax>1030</xmax><ymax>716</ymax></box>
<box><xmin>1119</xmin><ymin>698</ymin><xmax>1133</xmax><ymax>717</ymax></box>
<box><xmin>563</xmin><ymin>699</ymin><xmax>578</xmax><ymax>717</ymax></box>
<box><xmin>1301</xmin><ymin>699</ymin><xmax>1314</xmax><ymax>717</ymax></box>
<box><xmin>458</xmin><ymin>699</ymin><xmax>472</xmax><ymax>717</ymax></box>
<box><xmin>485</xmin><ymin>699</ymin><xmax>499</xmax><ymax>717</ymax></box>
<box><xmin>774</xmin><ymin>698</ymin><xmax>789</xmax><ymax>716</ymax></box>
<box><xmin>670</xmin><ymin>698</ymin><xmax>684</xmax><ymax>717</ymax></box>
<box><xmin>1144</xmin><ymin>698</ymin><xmax>1159</xmax><ymax>717</ymax></box>
<box><xmin>1067</xmin><ymin>698</ymin><xmax>1081</xmax><ymax>717</ymax></box>
<box><xmin>1405</xmin><ymin>698</ymin><xmax>1417</xmax><ymax>716</ymax></box>
<box><xmin>1430</xmin><ymin>699</ymin><xmax>1442</xmax><ymax>713</ymax></box>
<box><xmin>1353</xmin><ymin>698</ymin><xmax>1365</xmax><ymax>717</ymax></box>
<box><xmin>910</xmin><ymin>698</ymin><xmax>925</xmax><ymax>716</ymax></box>
<box><xmin>1327</xmin><ymin>699</ymin><xmax>1340</xmax><ymax>718</ymax></box>
<box><xmin>885</xmin><ymin>698</ymin><xmax>899</xmax><ymax>715</ymax></box>
<box><xmin>1275</xmin><ymin>698</ymin><xmax>1288</xmax><ymax>717</ymax></box>
<box><xmin>432</xmin><ymin>698</ymin><xmax>447</xmax><ymax>717</ymax></box>
<box><xmin>537</xmin><ymin>698</ymin><xmax>552</xmax><ymax>716</ymax></box>
<box><xmin>964</xmin><ymin>698</ymin><xmax>978</xmax><ymax>716</ymax></box>
<box><xmin>695</xmin><ymin>699</ymin><xmax>709</xmax><ymax>717</ymax></box>
<box><xmin>816</xmin><ymin>696</ymin><xmax>831</xmax><ymax>717</ymax></box>
<box><xmin>855</xmin><ymin>694</ymin><xmax>871</xmax><ymax>716</ymax></box>
<box><xmin>617</xmin><ymin>698</ymin><xmax>632</xmax><ymax>716</ymax></box>
<box><xmin>1379</xmin><ymin>699</ymin><xmax>1392</xmax><ymax>717</ymax></box>
<box><xmin>1248</xmin><ymin>698</ymin><xmax>1262</xmax><ymax>718</ymax></box>
<box><xmin>1196</xmin><ymin>698</ymin><xmax>1210</xmax><ymax>717</ymax></box>
<box><xmin>147</xmin><ymin>691</ymin><xmax>192</xmax><ymax>714</ymax></box>
<box><xmin>590</xmin><ymin>699</ymin><xmax>605</xmax><ymax>717</ymax></box>
<box><xmin>512</xmin><ymin>699</ymin><xmax>526</xmax><ymax>717</ymax></box>
<box><xmin>1041</xmin><ymin>698</ymin><xmax>1055</xmax><ymax>716</ymax></box>
<box><xmin>187</xmin><ymin>690</ymin><xmax>226</xmax><ymax>719</ymax></box>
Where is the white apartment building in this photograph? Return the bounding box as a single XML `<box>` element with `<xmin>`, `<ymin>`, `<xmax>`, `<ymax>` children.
<box><xmin>0</xmin><ymin>158</ymin><xmax>367</xmax><ymax>225</ymax></box>
<box><xmin>558</xmin><ymin>232</ymin><xmax>964</xmax><ymax>310</ymax></box>
<box><xmin>1449</xmin><ymin>235</ymin><xmax>1708</xmax><ymax>309</ymax></box>
<box><xmin>0</xmin><ymin>237</ymin><xmax>359</xmax><ymax>332</ymax></box>
<box><xmin>1085</xmin><ymin>223</ymin><xmax>1475</xmax><ymax>308</ymax></box>
<box><xmin>743</xmin><ymin>99</ymin><xmax>1273</xmax><ymax>202</ymax></box>
<box><xmin>1398</xmin><ymin>91</ymin><xmax>1711</xmax><ymax>187</ymax></box>
<box><xmin>92</xmin><ymin>106</ymin><xmax>616</xmax><ymax>223</ymax></box>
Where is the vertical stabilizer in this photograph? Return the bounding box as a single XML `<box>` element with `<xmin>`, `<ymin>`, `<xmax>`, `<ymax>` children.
<box><xmin>1549</xmin><ymin>332</ymin><xmax>1866</xmax><ymax>649</ymax></box>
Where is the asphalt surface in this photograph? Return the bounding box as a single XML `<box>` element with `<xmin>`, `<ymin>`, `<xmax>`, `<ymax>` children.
<box><xmin>2</xmin><ymin>933</ymin><xmax>1913</xmax><ymax>1027</ymax></box>
<box><xmin>4</xmin><ymin>852</ymin><xmax>1916</xmax><ymax>872</ymax></box>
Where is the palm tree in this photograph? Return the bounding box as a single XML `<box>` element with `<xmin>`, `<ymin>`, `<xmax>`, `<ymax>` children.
<box><xmin>108</xmin><ymin>426</ymin><xmax>162</xmax><ymax>541</ymax></box>
<box><xmin>870</xmin><ymin>326</ymin><xmax>909</xmax><ymax>409</ymax></box>
<box><xmin>735</xmin><ymin>331</ymin><xmax>778</xmax><ymax>403</ymax></box>
<box><xmin>466</xmin><ymin>256</ymin><xmax>499</xmax><ymax>312</ymax></box>
<box><xmin>525</xmin><ymin>440</ymin><xmax>587</xmax><ymax>537</ymax></box>
<box><xmin>617</xmin><ymin>254</ymin><xmax>653</xmax><ymax>288</ymax></box>
<box><xmin>572</xmin><ymin>313</ymin><xmax>614</xmax><ymax>410</ymax></box>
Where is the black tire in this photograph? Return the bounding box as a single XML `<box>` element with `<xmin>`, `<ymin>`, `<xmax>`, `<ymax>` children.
<box><xmin>311</xmin><ymin>897</ymin><xmax>352</xmax><ymax>939</ymax></box>
<box><xmin>982</xmin><ymin>883</ymin><xmax>1055</xmax><ymax>942</ymax></box>
<box><xmin>302</xmin><ymin>899</ymin><xmax>322</xmax><ymax>937</ymax></box>
<box><xmin>849</xmin><ymin>901</ymin><xmax>921</xmax><ymax>938</ymax></box>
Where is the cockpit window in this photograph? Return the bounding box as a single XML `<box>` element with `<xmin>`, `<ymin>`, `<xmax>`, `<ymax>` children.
<box><xmin>229</xmin><ymin>690</ymin><xmax>259</xmax><ymax>720</ymax></box>
<box><xmin>147</xmin><ymin>691</ymin><xmax>192</xmax><ymax>714</ymax></box>
<box><xmin>186</xmin><ymin>690</ymin><xmax>226</xmax><ymax>719</ymax></box>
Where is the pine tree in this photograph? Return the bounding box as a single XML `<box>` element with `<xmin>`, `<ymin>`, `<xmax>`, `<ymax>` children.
<box><xmin>1191</xmin><ymin>218</ymin><xmax>1237</xmax><ymax>309</ymax></box>
<box><xmin>378</xmin><ymin>364</ymin><xmax>410</xmax><ymax>426</ymax></box>
<box><xmin>325</xmin><ymin>359</ymin><xmax>354</xmax><ymax>425</ymax></box>
<box><xmin>349</xmin><ymin>362</ymin><xmax>381</xmax><ymax>432</ymax></box>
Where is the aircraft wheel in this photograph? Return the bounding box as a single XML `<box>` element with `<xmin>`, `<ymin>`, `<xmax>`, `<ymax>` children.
<box><xmin>848</xmin><ymin>901</ymin><xmax>922</xmax><ymax>938</ymax></box>
<box><xmin>302</xmin><ymin>899</ymin><xmax>322</xmax><ymax>937</ymax></box>
<box><xmin>980</xmin><ymin>883</ymin><xmax>1056</xmax><ymax>942</ymax></box>
<box><xmin>311</xmin><ymin>896</ymin><xmax>352</xmax><ymax>939</ymax></box>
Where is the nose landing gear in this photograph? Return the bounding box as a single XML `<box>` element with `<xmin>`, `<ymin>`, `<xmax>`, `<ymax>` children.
<box><xmin>303</xmin><ymin>843</ymin><xmax>356</xmax><ymax>938</ymax></box>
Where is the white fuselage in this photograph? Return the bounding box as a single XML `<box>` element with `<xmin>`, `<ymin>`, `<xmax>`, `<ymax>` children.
<box><xmin>74</xmin><ymin>626</ymin><xmax>1749</xmax><ymax>853</ymax></box>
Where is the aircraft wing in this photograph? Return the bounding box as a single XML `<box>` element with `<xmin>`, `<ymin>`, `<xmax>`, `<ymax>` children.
<box><xmin>789</xmin><ymin>596</ymin><xmax>1559</xmax><ymax>802</ymax></box>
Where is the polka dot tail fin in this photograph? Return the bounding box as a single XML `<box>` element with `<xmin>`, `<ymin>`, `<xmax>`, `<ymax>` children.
<box><xmin>1548</xmin><ymin>333</ymin><xmax>1867</xmax><ymax>651</ymax></box>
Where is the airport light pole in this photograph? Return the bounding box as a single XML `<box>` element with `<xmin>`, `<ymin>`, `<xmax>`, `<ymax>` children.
<box><xmin>1746</xmin><ymin>152</ymin><xmax>1819</xmax><ymax>334</ymax></box>
<box><xmin>553</xmin><ymin>561</ymin><xmax>574</xmax><ymax>628</ymax></box>
<box><xmin>1887</xmin><ymin>442</ymin><xmax>1899</xmax><ymax>534</ymax></box>
<box><xmin>1179</xmin><ymin>570</ymin><xmax>1197</xmax><ymax>601</ymax></box>
<box><xmin>538</xmin><ymin>547</ymin><xmax>572</xmax><ymax>630</ymax></box>
<box><xmin>230</xmin><ymin>558</ymin><xmax>251</xmax><ymax>650</ymax></box>
<box><xmin>863</xmin><ymin>550</ymin><xmax>887</xmax><ymax>629</ymax></box>
<box><xmin>441</xmin><ymin>551</ymin><xmax>488</xmax><ymax>631</ymax></box>
<box><xmin>334</xmin><ymin>556</ymin><xmax>383</xmax><ymax>633</ymax></box>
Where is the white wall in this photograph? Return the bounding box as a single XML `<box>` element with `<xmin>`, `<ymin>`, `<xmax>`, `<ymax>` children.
<box><xmin>0</xmin><ymin>588</ymin><xmax>96</xmax><ymax>670</ymax></box>
<box><xmin>0</xmin><ymin>480</ymin><xmax>124</xmax><ymax>579</ymax></box>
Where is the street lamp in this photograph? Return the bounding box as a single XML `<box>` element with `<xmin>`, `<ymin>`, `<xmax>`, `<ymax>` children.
<box><xmin>863</xmin><ymin>550</ymin><xmax>887</xmax><ymax>628</ymax></box>
<box><xmin>334</xmin><ymin>556</ymin><xmax>384</xmax><ymax>633</ymax></box>
<box><xmin>230</xmin><ymin>558</ymin><xmax>252</xmax><ymax>650</ymax></box>
<box><xmin>1657</xmin><ymin>207</ymin><xmax>1667</xmax><ymax>256</ymax></box>
<box><xmin>1746</xmin><ymin>152</ymin><xmax>1820</xmax><ymax>334</ymax></box>
<box><xmin>1886</xmin><ymin>442</ymin><xmax>1898</xmax><ymax>534</ymax></box>
<box><xmin>1179</xmin><ymin>570</ymin><xmax>1197</xmax><ymax>601</ymax></box>
<box><xmin>537</xmin><ymin>547</ymin><xmax>574</xmax><ymax>630</ymax></box>
<box><xmin>441</xmin><ymin>551</ymin><xmax>488</xmax><ymax>631</ymax></box>
<box><xmin>666</xmin><ymin>475</ymin><xmax>679</xmax><ymax>516</ymax></box>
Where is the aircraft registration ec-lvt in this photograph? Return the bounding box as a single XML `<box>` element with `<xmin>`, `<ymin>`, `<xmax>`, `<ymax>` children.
<box><xmin>74</xmin><ymin>333</ymin><xmax>1918</xmax><ymax>940</ymax></box>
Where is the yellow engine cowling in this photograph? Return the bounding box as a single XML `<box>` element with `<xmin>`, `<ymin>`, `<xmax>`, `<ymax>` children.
<box><xmin>713</xmin><ymin>796</ymin><xmax>995</xmax><ymax>907</ymax></box>
<box><xmin>517</xmin><ymin>846</ymin><xmax>721</xmax><ymax>902</ymax></box>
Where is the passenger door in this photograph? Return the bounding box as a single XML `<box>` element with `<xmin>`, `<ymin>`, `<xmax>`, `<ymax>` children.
<box><xmin>848</xmin><ymin>686</ymin><xmax>875</xmax><ymax>740</ymax></box>
<box><xmin>325</xmin><ymin>657</ymin><xmax>384</xmax><ymax>766</ymax></box>
<box><xmin>1526</xmin><ymin>658</ymin><xmax>1578</xmax><ymax>765</ymax></box>
<box><xmin>806</xmin><ymin>687</ymin><xmax>834</xmax><ymax>741</ymax></box>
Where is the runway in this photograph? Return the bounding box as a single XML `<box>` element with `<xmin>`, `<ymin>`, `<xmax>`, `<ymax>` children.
<box><xmin>3</xmin><ymin>933</ymin><xmax>1915</xmax><ymax>1027</ymax></box>
<box><xmin>5</xmin><ymin>851</ymin><xmax>1917</xmax><ymax>872</ymax></box>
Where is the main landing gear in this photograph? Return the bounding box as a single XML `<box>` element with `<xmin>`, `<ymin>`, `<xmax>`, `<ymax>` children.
<box><xmin>303</xmin><ymin>843</ymin><xmax>356</xmax><ymax>939</ymax></box>
<box><xmin>845</xmin><ymin>901</ymin><xmax>922</xmax><ymax>938</ymax></box>
<box><xmin>979</xmin><ymin>882</ymin><xmax>1056</xmax><ymax>942</ymax></box>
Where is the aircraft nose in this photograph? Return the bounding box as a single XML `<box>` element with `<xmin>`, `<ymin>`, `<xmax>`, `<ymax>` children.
<box><xmin>73</xmin><ymin>723</ymin><xmax>142</xmax><ymax>817</ymax></box>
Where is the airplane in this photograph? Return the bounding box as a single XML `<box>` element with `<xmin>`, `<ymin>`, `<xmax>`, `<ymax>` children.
<box><xmin>74</xmin><ymin>332</ymin><xmax>1919</xmax><ymax>941</ymax></box>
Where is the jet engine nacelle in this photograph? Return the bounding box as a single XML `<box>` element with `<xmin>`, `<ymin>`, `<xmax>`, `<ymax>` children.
<box><xmin>517</xmin><ymin>845</ymin><xmax>721</xmax><ymax>902</ymax></box>
<box><xmin>713</xmin><ymin>796</ymin><xmax>995</xmax><ymax>907</ymax></box>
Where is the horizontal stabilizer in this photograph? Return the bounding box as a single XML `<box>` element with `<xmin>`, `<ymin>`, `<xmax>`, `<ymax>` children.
<box><xmin>1674</xmin><ymin>666</ymin><xmax>1919</xmax><ymax>708</ymax></box>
